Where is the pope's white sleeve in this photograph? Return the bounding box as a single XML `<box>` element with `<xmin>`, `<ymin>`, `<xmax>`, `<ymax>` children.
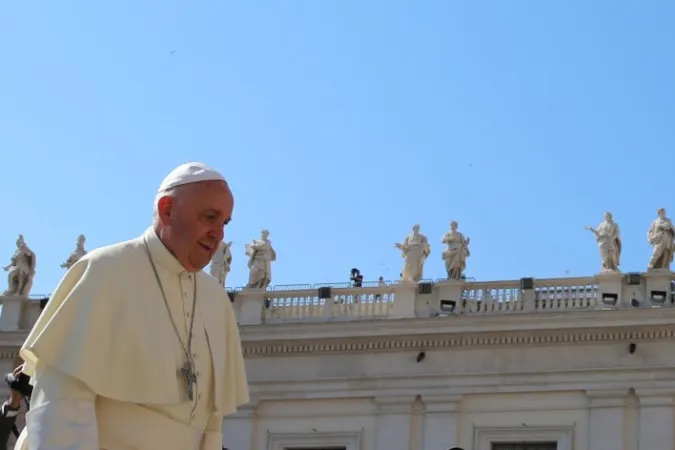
<box><xmin>201</xmin><ymin>413</ymin><xmax>224</xmax><ymax>450</ymax></box>
<box><xmin>24</xmin><ymin>365</ymin><xmax>99</xmax><ymax>450</ymax></box>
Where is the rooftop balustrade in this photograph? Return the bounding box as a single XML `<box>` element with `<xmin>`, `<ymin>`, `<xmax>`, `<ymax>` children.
<box><xmin>8</xmin><ymin>271</ymin><xmax>674</xmax><ymax>330</ymax></box>
<box><xmin>227</xmin><ymin>270</ymin><xmax>675</xmax><ymax>325</ymax></box>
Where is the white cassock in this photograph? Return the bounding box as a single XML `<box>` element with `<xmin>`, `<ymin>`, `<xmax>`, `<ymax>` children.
<box><xmin>15</xmin><ymin>228</ymin><xmax>249</xmax><ymax>450</ymax></box>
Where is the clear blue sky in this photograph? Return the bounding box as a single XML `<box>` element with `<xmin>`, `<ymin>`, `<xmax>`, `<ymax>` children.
<box><xmin>2</xmin><ymin>1</ymin><xmax>674</xmax><ymax>296</ymax></box>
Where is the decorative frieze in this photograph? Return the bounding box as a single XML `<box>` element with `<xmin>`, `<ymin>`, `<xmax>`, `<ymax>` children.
<box><xmin>242</xmin><ymin>325</ymin><xmax>675</xmax><ymax>357</ymax></box>
<box><xmin>0</xmin><ymin>348</ymin><xmax>19</xmax><ymax>360</ymax></box>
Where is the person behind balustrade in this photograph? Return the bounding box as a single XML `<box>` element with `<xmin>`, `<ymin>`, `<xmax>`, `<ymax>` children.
<box><xmin>350</xmin><ymin>268</ymin><xmax>363</xmax><ymax>287</ymax></box>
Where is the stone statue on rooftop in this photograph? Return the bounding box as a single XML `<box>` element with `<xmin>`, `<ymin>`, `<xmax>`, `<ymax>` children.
<box><xmin>245</xmin><ymin>229</ymin><xmax>276</xmax><ymax>289</ymax></box>
<box><xmin>585</xmin><ymin>211</ymin><xmax>622</xmax><ymax>272</ymax></box>
<box><xmin>3</xmin><ymin>234</ymin><xmax>36</xmax><ymax>297</ymax></box>
<box><xmin>60</xmin><ymin>234</ymin><xmax>87</xmax><ymax>270</ymax></box>
<box><xmin>210</xmin><ymin>240</ymin><xmax>233</xmax><ymax>287</ymax></box>
<box><xmin>394</xmin><ymin>224</ymin><xmax>431</xmax><ymax>282</ymax></box>
<box><xmin>647</xmin><ymin>208</ymin><xmax>675</xmax><ymax>271</ymax></box>
<box><xmin>441</xmin><ymin>221</ymin><xmax>470</xmax><ymax>280</ymax></box>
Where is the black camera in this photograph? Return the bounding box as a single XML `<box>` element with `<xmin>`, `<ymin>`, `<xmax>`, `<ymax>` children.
<box><xmin>5</xmin><ymin>372</ymin><xmax>32</xmax><ymax>399</ymax></box>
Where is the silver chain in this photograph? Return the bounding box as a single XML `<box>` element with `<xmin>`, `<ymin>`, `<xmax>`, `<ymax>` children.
<box><xmin>143</xmin><ymin>238</ymin><xmax>198</xmax><ymax>400</ymax></box>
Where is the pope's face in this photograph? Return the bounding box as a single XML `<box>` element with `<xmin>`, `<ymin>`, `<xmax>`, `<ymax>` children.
<box><xmin>157</xmin><ymin>180</ymin><xmax>234</xmax><ymax>272</ymax></box>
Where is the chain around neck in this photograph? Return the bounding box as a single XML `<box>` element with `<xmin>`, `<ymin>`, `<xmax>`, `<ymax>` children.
<box><xmin>143</xmin><ymin>238</ymin><xmax>197</xmax><ymax>362</ymax></box>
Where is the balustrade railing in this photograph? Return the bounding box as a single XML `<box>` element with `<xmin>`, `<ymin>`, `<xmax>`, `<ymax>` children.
<box><xmin>241</xmin><ymin>274</ymin><xmax>633</xmax><ymax>324</ymax></box>
<box><xmin>263</xmin><ymin>284</ymin><xmax>396</xmax><ymax>323</ymax></box>
<box><xmin>23</xmin><ymin>273</ymin><xmax>675</xmax><ymax>328</ymax></box>
<box><xmin>533</xmin><ymin>277</ymin><xmax>599</xmax><ymax>310</ymax></box>
<box><xmin>457</xmin><ymin>277</ymin><xmax>600</xmax><ymax>314</ymax></box>
<box><xmin>461</xmin><ymin>280</ymin><xmax>523</xmax><ymax>313</ymax></box>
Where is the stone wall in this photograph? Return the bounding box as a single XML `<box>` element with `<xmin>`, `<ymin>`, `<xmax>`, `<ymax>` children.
<box><xmin>230</xmin><ymin>307</ymin><xmax>675</xmax><ymax>450</ymax></box>
<box><xmin>221</xmin><ymin>389</ymin><xmax>673</xmax><ymax>450</ymax></box>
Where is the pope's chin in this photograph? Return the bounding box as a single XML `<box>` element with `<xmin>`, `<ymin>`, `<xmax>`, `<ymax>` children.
<box><xmin>190</xmin><ymin>245</ymin><xmax>215</xmax><ymax>269</ymax></box>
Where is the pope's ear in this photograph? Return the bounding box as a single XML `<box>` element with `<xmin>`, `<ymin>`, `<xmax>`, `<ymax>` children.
<box><xmin>156</xmin><ymin>196</ymin><xmax>174</xmax><ymax>223</ymax></box>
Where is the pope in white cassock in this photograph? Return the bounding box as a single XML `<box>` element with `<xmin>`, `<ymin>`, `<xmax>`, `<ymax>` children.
<box><xmin>15</xmin><ymin>162</ymin><xmax>250</xmax><ymax>450</ymax></box>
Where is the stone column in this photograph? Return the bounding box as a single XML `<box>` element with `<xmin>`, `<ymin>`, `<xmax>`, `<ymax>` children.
<box><xmin>0</xmin><ymin>295</ymin><xmax>29</xmax><ymax>331</ymax></box>
<box><xmin>421</xmin><ymin>394</ymin><xmax>460</xmax><ymax>450</ymax></box>
<box><xmin>229</xmin><ymin>291</ymin><xmax>243</xmax><ymax>323</ymax></box>
<box><xmin>636</xmin><ymin>389</ymin><xmax>675</xmax><ymax>450</ymax></box>
<box><xmin>391</xmin><ymin>282</ymin><xmax>416</xmax><ymax>319</ymax></box>
<box><xmin>643</xmin><ymin>269</ymin><xmax>674</xmax><ymax>308</ymax></box>
<box><xmin>433</xmin><ymin>281</ymin><xmax>465</xmax><ymax>315</ymax></box>
<box><xmin>586</xmin><ymin>390</ymin><xmax>626</xmax><ymax>450</ymax></box>
<box><xmin>238</xmin><ymin>289</ymin><xmax>266</xmax><ymax>325</ymax></box>
<box><xmin>374</xmin><ymin>396</ymin><xmax>414</xmax><ymax>450</ymax></box>
<box><xmin>520</xmin><ymin>281</ymin><xmax>536</xmax><ymax>312</ymax></box>
<box><xmin>596</xmin><ymin>271</ymin><xmax>624</xmax><ymax>309</ymax></box>
<box><xmin>222</xmin><ymin>402</ymin><xmax>258</xmax><ymax>450</ymax></box>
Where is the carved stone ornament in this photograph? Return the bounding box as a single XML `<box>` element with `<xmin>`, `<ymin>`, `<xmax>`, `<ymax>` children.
<box><xmin>246</xmin><ymin>229</ymin><xmax>276</xmax><ymax>289</ymax></box>
<box><xmin>441</xmin><ymin>221</ymin><xmax>470</xmax><ymax>280</ymax></box>
<box><xmin>647</xmin><ymin>208</ymin><xmax>675</xmax><ymax>271</ymax></box>
<box><xmin>3</xmin><ymin>234</ymin><xmax>36</xmax><ymax>297</ymax></box>
<box><xmin>394</xmin><ymin>224</ymin><xmax>430</xmax><ymax>282</ymax></box>
<box><xmin>210</xmin><ymin>240</ymin><xmax>233</xmax><ymax>287</ymax></box>
<box><xmin>585</xmin><ymin>212</ymin><xmax>621</xmax><ymax>272</ymax></box>
<box><xmin>61</xmin><ymin>234</ymin><xmax>87</xmax><ymax>270</ymax></box>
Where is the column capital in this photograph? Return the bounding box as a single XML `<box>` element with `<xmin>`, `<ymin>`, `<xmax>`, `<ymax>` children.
<box><xmin>238</xmin><ymin>287</ymin><xmax>267</xmax><ymax>297</ymax></box>
<box><xmin>586</xmin><ymin>389</ymin><xmax>628</xmax><ymax>408</ymax></box>
<box><xmin>435</xmin><ymin>279</ymin><xmax>466</xmax><ymax>288</ymax></box>
<box><xmin>636</xmin><ymin>389</ymin><xmax>675</xmax><ymax>407</ymax></box>
<box><xmin>392</xmin><ymin>281</ymin><xmax>418</xmax><ymax>293</ymax></box>
<box><xmin>231</xmin><ymin>400</ymin><xmax>259</xmax><ymax>418</ymax></box>
<box><xmin>373</xmin><ymin>396</ymin><xmax>415</xmax><ymax>413</ymax></box>
<box><xmin>421</xmin><ymin>394</ymin><xmax>461</xmax><ymax>413</ymax></box>
<box><xmin>0</xmin><ymin>295</ymin><xmax>31</xmax><ymax>331</ymax></box>
<box><xmin>237</xmin><ymin>289</ymin><xmax>266</xmax><ymax>325</ymax></box>
<box><xmin>390</xmin><ymin>282</ymin><xmax>417</xmax><ymax>318</ymax></box>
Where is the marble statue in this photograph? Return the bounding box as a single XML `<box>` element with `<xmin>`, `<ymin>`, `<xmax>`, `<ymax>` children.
<box><xmin>585</xmin><ymin>211</ymin><xmax>622</xmax><ymax>272</ymax></box>
<box><xmin>441</xmin><ymin>221</ymin><xmax>470</xmax><ymax>280</ymax></box>
<box><xmin>394</xmin><ymin>224</ymin><xmax>430</xmax><ymax>282</ymax></box>
<box><xmin>2</xmin><ymin>234</ymin><xmax>36</xmax><ymax>297</ymax></box>
<box><xmin>60</xmin><ymin>234</ymin><xmax>87</xmax><ymax>270</ymax></box>
<box><xmin>245</xmin><ymin>229</ymin><xmax>276</xmax><ymax>289</ymax></box>
<box><xmin>647</xmin><ymin>208</ymin><xmax>675</xmax><ymax>270</ymax></box>
<box><xmin>210</xmin><ymin>240</ymin><xmax>233</xmax><ymax>287</ymax></box>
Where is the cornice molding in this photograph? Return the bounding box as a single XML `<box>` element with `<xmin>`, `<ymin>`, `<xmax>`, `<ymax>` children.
<box><xmin>0</xmin><ymin>348</ymin><xmax>20</xmax><ymax>360</ymax></box>
<box><xmin>373</xmin><ymin>395</ymin><xmax>416</xmax><ymax>413</ymax></box>
<box><xmin>0</xmin><ymin>331</ymin><xmax>29</xmax><ymax>349</ymax></box>
<box><xmin>242</xmin><ymin>324</ymin><xmax>675</xmax><ymax>357</ymax></box>
<box><xmin>635</xmin><ymin>388</ymin><xmax>675</xmax><ymax>406</ymax></box>
<box><xmin>240</xmin><ymin>308</ymin><xmax>675</xmax><ymax>342</ymax></box>
<box><xmin>2</xmin><ymin>310</ymin><xmax>675</xmax><ymax>361</ymax></box>
<box><xmin>421</xmin><ymin>394</ymin><xmax>461</xmax><ymax>413</ymax></box>
<box><xmin>586</xmin><ymin>389</ymin><xmax>629</xmax><ymax>408</ymax></box>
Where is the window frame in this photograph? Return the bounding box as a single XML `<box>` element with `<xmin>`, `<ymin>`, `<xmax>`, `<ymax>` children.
<box><xmin>267</xmin><ymin>431</ymin><xmax>362</xmax><ymax>450</ymax></box>
<box><xmin>473</xmin><ymin>425</ymin><xmax>573</xmax><ymax>450</ymax></box>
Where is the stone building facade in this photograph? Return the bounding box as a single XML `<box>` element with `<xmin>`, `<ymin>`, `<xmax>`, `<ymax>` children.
<box><xmin>1</xmin><ymin>271</ymin><xmax>675</xmax><ymax>450</ymax></box>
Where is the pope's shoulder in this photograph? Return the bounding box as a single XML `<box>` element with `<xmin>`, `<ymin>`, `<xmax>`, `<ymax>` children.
<box><xmin>65</xmin><ymin>235</ymin><xmax>233</xmax><ymax>313</ymax></box>
<box><xmin>76</xmin><ymin>235</ymin><xmax>148</xmax><ymax>275</ymax></box>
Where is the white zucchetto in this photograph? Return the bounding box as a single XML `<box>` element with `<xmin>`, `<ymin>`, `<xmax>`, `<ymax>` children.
<box><xmin>157</xmin><ymin>162</ymin><xmax>226</xmax><ymax>194</ymax></box>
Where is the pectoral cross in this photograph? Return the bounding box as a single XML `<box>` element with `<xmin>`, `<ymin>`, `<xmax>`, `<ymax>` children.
<box><xmin>180</xmin><ymin>360</ymin><xmax>197</xmax><ymax>401</ymax></box>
